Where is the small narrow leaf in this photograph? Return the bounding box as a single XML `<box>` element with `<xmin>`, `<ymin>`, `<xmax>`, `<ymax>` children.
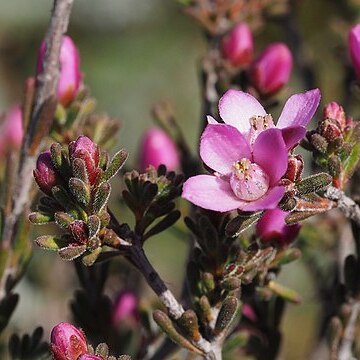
<box><xmin>54</xmin><ymin>212</ymin><xmax>74</xmax><ymax>229</ymax></box>
<box><xmin>268</xmin><ymin>281</ymin><xmax>302</xmax><ymax>303</ymax></box>
<box><xmin>296</xmin><ymin>173</ymin><xmax>332</xmax><ymax>195</ymax></box>
<box><xmin>143</xmin><ymin>210</ymin><xmax>181</xmax><ymax>240</ymax></box>
<box><xmin>72</xmin><ymin>158</ymin><xmax>89</xmax><ymax>183</ymax></box>
<box><xmin>58</xmin><ymin>245</ymin><xmax>86</xmax><ymax>261</ymax></box>
<box><xmin>225</xmin><ymin>212</ymin><xmax>263</xmax><ymax>237</ymax></box>
<box><xmin>87</xmin><ymin>215</ymin><xmax>101</xmax><ymax>238</ymax></box>
<box><xmin>82</xmin><ymin>247</ymin><xmax>102</xmax><ymax>266</ymax></box>
<box><xmin>214</xmin><ymin>296</ymin><xmax>240</xmax><ymax>337</ymax></box>
<box><xmin>93</xmin><ymin>182</ymin><xmax>111</xmax><ymax>213</ymax></box>
<box><xmin>153</xmin><ymin>310</ymin><xmax>203</xmax><ymax>355</ymax></box>
<box><xmin>69</xmin><ymin>178</ymin><xmax>91</xmax><ymax>206</ymax></box>
<box><xmin>104</xmin><ymin>149</ymin><xmax>128</xmax><ymax>180</ymax></box>
<box><xmin>29</xmin><ymin>212</ymin><xmax>53</xmax><ymax>225</ymax></box>
<box><xmin>35</xmin><ymin>235</ymin><xmax>68</xmax><ymax>250</ymax></box>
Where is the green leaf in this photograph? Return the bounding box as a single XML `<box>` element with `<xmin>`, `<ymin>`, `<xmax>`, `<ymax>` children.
<box><xmin>104</xmin><ymin>149</ymin><xmax>128</xmax><ymax>180</ymax></box>
<box><xmin>93</xmin><ymin>182</ymin><xmax>111</xmax><ymax>213</ymax></box>
<box><xmin>29</xmin><ymin>212</ymin><xmax>54</xmax><ymax>225</ymax></box>
<box><xmin>296</xmin><ymin>173</ymin><xmax>332</xmax><ymax>195</ymax></box>
<box><xmin>268</xmin><ymin>280</ymin><xmax>302</xmax><ymax>303</ymax></box>
<box><xmin>58</xmin><ymin>245</ymin><xmax>87</xmax><ymax>261</ymax></box>
<box><xmin>35</xmin><ymin>235</ymin><xmax>69</xmax><ymax>250</ymax></box>
<box><xmin>153</xmin><ymin>310</ymin><xmax>203</xmax><ymax>355</ymax></box>
<box><xmin>72</xmin><ymin>158</ymin><xmax>89</xmax><ymax>184</ymax></box>
<box><xmin>82</xmin><ymin>247</ymin><xmax>102</xmax><ymax>266</ymax></box>
<box><xmin>69</xmin><ymin>178</ymin><xmax>91</xmax><ymax>206</ymax></box>
<box><xmin>143</xmin><ymin>210</ymin><xmax>181</xmax><ymax>240</ymax></box>
<box><xmin>225</xmin><ymin>212</ymin><xmax>263</xmax><ymax>237</ymax></box>
<box><xmin>54</xmin><ymin>212</ymin><xmax>74</xmax><ymax>229</ymax></box>
<box><xmin>214</xmin><ymin>296</ymin><xmax>240</xmax><ymax>336</ymax></box>
<box><xmin>87</xmin><ymin>215</ymin><xmax>101</xmax><ymax>238</ymax></box>
<box><xmin>343</xmin><ymin>141</ymin><xmax>360</xmax><ymax>183</ymax></box>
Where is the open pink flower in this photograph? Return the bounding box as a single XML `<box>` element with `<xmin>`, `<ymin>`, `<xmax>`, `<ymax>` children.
<box><xmin>182</xmin><ymin>89</ymin><xmax>320</xmax><ymax>212</ymax></box>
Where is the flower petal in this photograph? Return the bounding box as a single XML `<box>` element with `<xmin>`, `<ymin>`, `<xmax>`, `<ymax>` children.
<box><xmin>242</xmin><ymin>186</ymin><xmax>285</xmax><ymax>211</ymax></box>
<box><xmin>277</xmin><ymin>88</ymin><xmax>321</xmax><ymax>129</ymax></box>
<box><xmin>281</xmin><ymin>126</ymin><xmax>306</xmax><ymax>150</ymax></box>
<box><xmin>218</xmin><ymin>89</ymin><xmax>266</xmax><ymax>134</ymax></box>
<box><xmin>200</xmin><ymin>124</ymin><xmax>251</xmax><ymax>175</ymax></box>
<box><xmin>207</xmin><ymin>115</ymin><xmax>218</xmax><ymax>125</ymax></box>
<box><xmin>253</xmin><ymin>128</ymin><xmax>288</xmax><ymax>185</ymax></box>
<box><xmin>182</xmin><ymin>175</ymin><xmax>246</xmax><ymax>212</ymax></box>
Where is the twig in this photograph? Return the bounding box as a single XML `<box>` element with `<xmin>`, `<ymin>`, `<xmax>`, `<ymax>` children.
<box><xmin>324</xmin><ymin>186</ymin><xmax>360</xmax><ymax>226</ymax></box>
<box><xmin>2</xmin><ymin>0</ymin><xmax>74</xmax><ymax>247</ymax></box>
<box><xmin>338</xmin><ymin>300</ymin><xmax>360</xmax><ymax>360</ymax></box>
<box><xmin>0</xmin><ymin>0</ymin><xmax>74</xmax><ymax>296</ymax></box>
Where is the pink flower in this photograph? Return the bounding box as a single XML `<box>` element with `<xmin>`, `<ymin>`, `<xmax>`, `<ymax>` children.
<box><xmin>0</xmin><ymin>105</ymin><xmax>23</xmax><ymax>155</ymax></box>
<box><xmin>69</xmin><ymin>136</ymin><xmax>100</xmax><ymax>185</ymax></box>
<box><xmin>113</xmin><ymin>291</ymin><xmax>139</xmax><ymax>325</ymax></box>
<box><xmin>221</xmin><ymin>23</ymin><xmax>254</xmax><ymax>67</ymax></box>
<box><xmin>139</xmin><ymin>128</ymin><xmax>180</xmax><ymax>171</ymax></box>
<box><xmin>249</xmin><ymin>43</ymin><xmax>293</xmax><ymax>96</ymax></box>
<box><xmin>78</xmin><ymin>355</ymin><xmax>102</xmax><ymax>360</ymax></box>
<box><xmin>349</xmin><ymin>24</ymin><xmax>360</xmax><ymax>79</ymax></box>
<box><xmin>37</xmin><ymin>35</ymin><xmax>81</xmax><ymax>106</ymax></box>
<box><xmin>34</xmin><ymin>150</ymin><xmax>61</xmax><ymax>196</ymax></box>
<box><xmin>182</xmin><ymin>89</ymin><xmax>320</xmax><ymax>212</ymax></box>
<box><xmin>256</xmin><ymin>208</ymin><xmax>300</xmax><ymax>246</ymax></box>
<box><xmin>242</xmin><ymin>304</ymin><xmax>258</xmax><ymax>322</ymax></box>
<box><xmin>50</xmin><ymin>322</ymin><xmax>88</xmax><ymax>360</ymax></box>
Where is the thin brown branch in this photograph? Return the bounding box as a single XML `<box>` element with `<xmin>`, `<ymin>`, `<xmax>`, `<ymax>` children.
<box><xmin>2</xmin><ymin>0</ymin><xmax>74</xmax><ymax>249</ymax></box>
<box><xmin>0</xmin><ymin>0</ymin><xmax>74</xmax><ymax>298</ymax></box>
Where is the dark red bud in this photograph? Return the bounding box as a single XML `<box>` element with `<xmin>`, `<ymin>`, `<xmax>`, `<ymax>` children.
<box><xmin>68</xmin><ymin>220</ymin><xmax>88</xmax><ymax>245</ymax></box>
<box><xmin>284</xmin><ymin>155</ymin><xmax>304</xmax><ymax>183</ymax></box>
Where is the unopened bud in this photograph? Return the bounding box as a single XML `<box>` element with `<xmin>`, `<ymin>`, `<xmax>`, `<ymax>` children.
<box><xmin>34</xmin><ymin>150</ymin><xmax>62</xmax><ymax>196</ymax></box>
<box><xmin>50</xmin><ymin>322</ymin><xmax>88</xmax><ymax>360</ymax></box>
<box><xmin>139</xmin><ymin>128</ymin><xmax>180</xmax><ymax>172</ymax></box>
<box><xmin>323</xmin><ymin>102</ymin><xmax>346</xmax><ymax>130</ymax></box>
<box><xmin>37</xmin><ymin>36</ymin><xmax>81</xmax><ymax>106</ymax></box>
<box><xmin>113</xmin><ymin>291</ymin><xmax>139</xmax><ymax>326</ymax></box>
<box><xmin>0</xmin><ymin>105</ymin><xmax>23</xmax><ymax>156</ymax></box>
<box><xmin>349</xmin><ymin>23</ymin><xmax>360</xmax><ymax>79</ymax></box>
<box><xmin>319</xmin><ymin>119</ymin><xmax>343</xmax><ymax>143</ymax></box>
<box><xmin>221</xmin><ymin>23</ymin><xmax>254</xmax><ymax>67</ymax></box>
<box><xmin>249</xmin><ymin>43</ymin><xmax>293</xmax><ymax>96</ymax></box>
<box><xmin>284</xmin><ymin>155</ymin><xmax>304</xmax><ymax>183</ymax></box>
<box><xmin>310</xmin><ymin>133</ymin><xmax>328</xmax><ymax>153</ymax></box>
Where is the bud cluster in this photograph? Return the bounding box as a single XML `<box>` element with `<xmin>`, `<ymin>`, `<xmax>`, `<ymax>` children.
<box><xmin>50</xmin><ymin>322</ymin><xmax>131</xmax><ymax>360</ymax></box>
<box><xmin>306</xmin><ymin>102</ymin><xmax>360</xmax><ymax>188</ymax></box>
<box><xmin>123</xmin><ymin>165</ymin><xmax>183</xmax><ymax>241</ymax></box>
<box><xmin>30</xmin><ymin>136</ymin><xmax>128</xmax><ymax>265</ymax></box>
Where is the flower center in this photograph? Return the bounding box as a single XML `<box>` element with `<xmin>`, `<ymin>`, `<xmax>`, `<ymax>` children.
<box><xmin>248</xmin><ymin>114</ymin><xmax>274</xmax><ymax>144</ymax></box>
<box><xmin>230</xmin><ymin>158</ymin><xmax>269</xmax><ymax>201</ymax></box>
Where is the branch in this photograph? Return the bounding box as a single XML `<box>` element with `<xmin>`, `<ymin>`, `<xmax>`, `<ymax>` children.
<box><xmin>0</xmin><ymin>0</ymin><xmax>74</xmax><ymax>298</ymax></box>
<box><xmin>324</xmin><ymin>186</ymin><xmax>360</xmax><ymax>226</ymax></box>
<box><xmin>338</xmin><ymin>300</ymin><xmax>360</xmax><ymax>360</ymax></box>
<box><xmin>2</xmin><ymin>0</ymin><xmax>74</xmax><ymax>249</ymax></box>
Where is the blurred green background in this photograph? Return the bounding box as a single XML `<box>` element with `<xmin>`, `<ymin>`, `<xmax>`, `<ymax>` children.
<box><xmin>1</xmin><ymin>0</ymin><xmax>360</xmax><ymax>358</ymax></box>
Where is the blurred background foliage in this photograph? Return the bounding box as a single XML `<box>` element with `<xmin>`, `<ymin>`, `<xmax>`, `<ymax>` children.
<box><xmin>1</xmin><ymin>0</ymin><xmax>360</xmax><ymax>359</ymax></box>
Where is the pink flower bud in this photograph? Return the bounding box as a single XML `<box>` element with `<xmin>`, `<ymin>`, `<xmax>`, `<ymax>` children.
<box><xmin>0</xmin><ymin>105</ymin><xmax>23</xmax><ymax>156</ymax></box>
<box><xmin>68</xmin><ymin>221</ymin><xmax>88</xmax><ymax>245</ymax></box>
<box><xmin>69</xmin><ymin>136</ymin><xmax>100</xmax><ymax>184</ymax></box>
<box><xmin>221</xmin><ymin>23</ymin><xmax>254</xmax><ymax>67</ymax></box>
<box><xmin>242</xmin><ymin>304</ymin><xmax>258</xmax><ymax>322</ymax></box>
<box><xmin>50</xmin><ymin>322</ymin><xmax>88</xmax><ymax>360</ymax></box>
<box><xmin>37</xmin><ymin>35</ymin><xmax>81</xmax><ymax>106</ymax></box>
<box><xmin>323</xmin><ymin>102</ymin><xmax>346</xmax><ymax>130</ymax></box>
<box><xmin>284</xmin><ymin>155</ymin><xmax>304</xmax><ymax>183</ymax></box>
<box><xmin>113</xmin><ymin>291</ymin><xmax>139</xmax><ymax>326</ymax></box>
<box><xmin>34</xmin><ymin>150</ymin><xmax>61</xmax><ymax>196</ymax></box>
<box><xmin>78</xmin><ymin>355</ymin><xmax>102</xmax><ymax>360</ymax></box>
<box><xmin>256</xmin><ymin>208</ymin><xmax>300</xmax><ymax>246</ymax></box>
<box><xmin>349</xmin><ymin>24</ymin><xmax>360</xmax><ymax>79</ymax></box>
<box><xmin>139</xmin><ymin>128</ymin><xmax>180</xmax><ymax>171</ymax></box>
<box><xmin>249</xmin><ymin>43</ymin><xmax>293</xmax><ymax>96</ymax></box>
